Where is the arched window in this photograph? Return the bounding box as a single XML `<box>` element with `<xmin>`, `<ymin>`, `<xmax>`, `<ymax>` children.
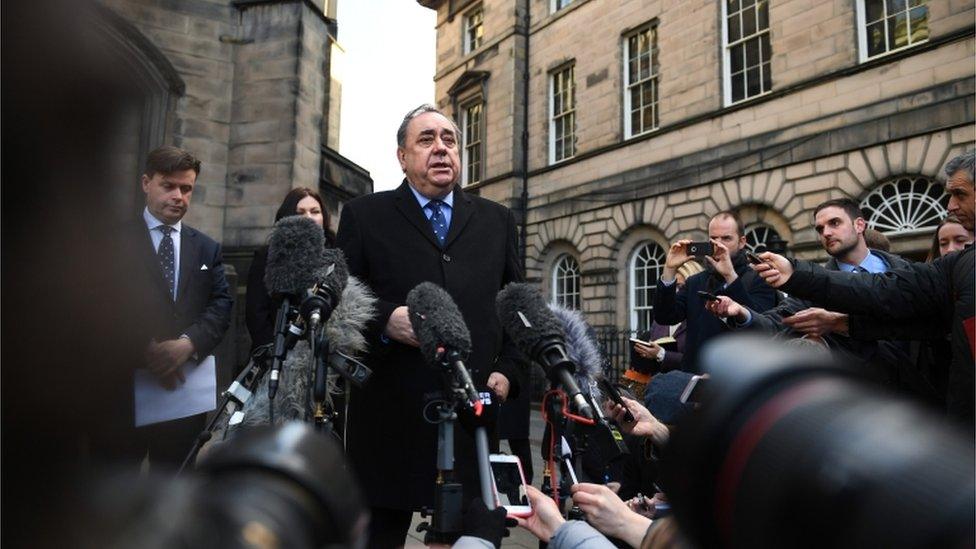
<box><xmin>629</xmin><ymin>242</ymin><xmax>667</xmax><ymax>332</ymax></box>
<box><xmin>551</xmin><ymin>254</ymin><xmax>581</xmax><ymax>310</ymax></box>
<box><xmin>860</xmin><ymin>176</ymin><xmax>947</xmax><ymax>236</ymax></box>
<box><xmin>744</xmin><ymin>223</ymin><xmax>783</xmax><ymax>252</ymax></box>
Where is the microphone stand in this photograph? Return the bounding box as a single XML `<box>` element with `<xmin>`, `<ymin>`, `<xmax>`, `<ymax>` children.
<box><xmin>177</xmin><ymin>347</ymin><xmax>272</xmax><ymax>475</ymax></box>
<box><xmin>309</xmin><ymin>324</ymin><xmax>334</xmax><ymax>435</ymax></box>
<box><xmin>417</xmin><ymin>350</ymin><xmax>495</xmax><ymax>546</ymax></box>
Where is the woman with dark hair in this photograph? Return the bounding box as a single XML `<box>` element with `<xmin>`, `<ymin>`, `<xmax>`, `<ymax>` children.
<box><xmin>246</xmin><ymin>187</ymin><xmax>335</xmax><ymax>352</ymax></box>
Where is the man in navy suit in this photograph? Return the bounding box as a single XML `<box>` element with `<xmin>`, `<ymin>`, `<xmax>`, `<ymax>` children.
<box><xmin>130</xmin><ymin>146</ymin><xmax>233</xmax><ymax>467</ymax></box>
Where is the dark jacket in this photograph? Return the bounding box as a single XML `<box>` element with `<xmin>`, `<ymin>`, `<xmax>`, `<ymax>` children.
<box><xmin>780</xmin><ymin>245</ymin><xmax>975</xmax><ymax>426</ymax></box>
<box><xmin>629</xmin><ymin>322</ymin><xmax>687</xmax><ymax>375</ymax></box>
<box><xmin>653</xmin><ymin>252</ymin><xmax>778</xmax><ymax>372</ymax></box>
<box><xmin>744</xmin><ymin>250</ymin><xmax>941</xmax><ymax>404</ymax></box>
<box><xmin>244</xmin><ymin>246</ymin><xmax>274</xmax><ymax>352</ymax></box>
<box><xmin>335</xmin><ymin>181</ymin><xmax>524</xmax><ymax>509</ymax></box>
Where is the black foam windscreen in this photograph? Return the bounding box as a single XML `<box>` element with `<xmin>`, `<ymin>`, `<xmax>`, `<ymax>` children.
<box><xmin>495</xmin><ymin>282</ymin><xmax>565</xmax><ymax>356</ymax></box>
<box><xmin>319</xmin><ymin>247</ymin><xmax>349</xmax><ymax>297</ymax></box>
<box><xmin>406</xmin><ymin>282</ymin><xmax>472</xmax><ymax>366</ymax></box>
<box><xmin>264</xmin><ymin>216</ymin><xmax>328</xmax><ymax>296</ymax></box>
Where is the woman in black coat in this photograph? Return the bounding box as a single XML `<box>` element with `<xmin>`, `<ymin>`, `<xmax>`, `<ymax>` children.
<box><xmin>245</xmin><ymin>187</ymin><xmax>336</xmax><ymax>352</ymax></box>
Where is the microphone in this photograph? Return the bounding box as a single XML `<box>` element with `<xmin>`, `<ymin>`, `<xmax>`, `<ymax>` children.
<box><xmin>298</xmin><ymin>248</ymin><xmax>349</xmax><ymax>332</ymax></box>
<box><xmin>263</xmin><ymin>216</ymin><xmax>334</xmax><ymax>399</ymax></box>
<box><xmin>406</xmin><ymin>282</ymin><xmax>483</xmax><ymax>416</ymax></box>
<box><xmin>495</xmin><ymin>283</ymin><xmax>595</xmax><ymax>420</ymax></box>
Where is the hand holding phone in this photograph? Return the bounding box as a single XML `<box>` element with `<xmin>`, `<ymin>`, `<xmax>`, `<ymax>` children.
<box><xmin>745</xmin><ymin>251</ymin><xmax>763</xmax><ymax>265</ymax></box>
<box><xmin>489</xmin><ymin>454</ymin><xmax>533</xmax><ymax>518</ymax></box>
<box><xmin>598</xmin><ymin>377</ymin><xmax>635</xmax><ymax>422</ymax></box>
<box><xmin>697</xmin><ymin>290</ymin><xmax>720</xmax><ymax>302</ymax></box>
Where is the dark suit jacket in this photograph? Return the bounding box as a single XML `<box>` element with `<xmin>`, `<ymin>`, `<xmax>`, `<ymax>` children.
<box><xmin>244</xmin><ymin>246</ymin><xmax>274</xmax><ymax>351</ymax></box>
<box><xmin>335</xmin><ymin>181</ymin><xmax>523</xmax><ymax>510</ymax></box>
<box><xmin>653</xmin><ymin>252</ymin><xmax>777</xmax><ymax>372</ymax></box>
<box><xmin>126</xmin><ymin>218</ymin><xmax>233</xmax><ymax>381</ymax></box>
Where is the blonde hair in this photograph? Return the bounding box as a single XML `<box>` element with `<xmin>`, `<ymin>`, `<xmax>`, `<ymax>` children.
<box><xmin>677</xmin><ymin>260</ymin><xmax>704</xmax><ymax>281</ymax></box>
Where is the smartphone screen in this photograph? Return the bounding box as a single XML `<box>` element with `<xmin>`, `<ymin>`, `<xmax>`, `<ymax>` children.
<box><xmin>489</xmin><ymin>455</ymin><xmax>532</xmax><ymax>517</ymax></box>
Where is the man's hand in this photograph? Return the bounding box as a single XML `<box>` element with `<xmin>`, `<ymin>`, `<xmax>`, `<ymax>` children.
<box><xmin>661</xmin><ymin>239</ymin><xmax>694</xmax><ymax>281</ymax></box>
<box><xmin>633</xmin><ymin>340</ymin><xmax>662</xmax><ymax>360</ymax></box>
<box><xmin>571</xmin><ymin>483</ymin><xmax>653</xmax><ymax>547</ymax></box>
<box><xmin>705</xmin><ymin>241</ymin><xmax>738</xmax><ymax>284</ymax></box>
<box><xmin>704</xmin><ymin>295</ymin><xmax>748</xmax><ymax>322</ymax></box>
<box><xmin>487</xmin><ymin>372</ymin><xmax>510</xmax><ymax>402</ymax></box>
<box><xmin>146</xmin><ymin>338</ymin><xmax>195</xmax><ymax>390</ymax></box>
<box><xmin>385</xmin><ymin>306</ymin><xmax>419</xmax><ymax>347</ymax></box>
<box><xmin>783</xmin><ymin>307</ymin><xmax>849</xmax><ymax>337</ymax></box>
<box><xmin>516</xmin><ymin>485</ymin><xmax>565</xmax><ymax>543</ymax></box>
<box><xmin>606</xmin><ymin>396</ymin><xmax>669</xmax><ymax>447</ymax></box>
<box><xmin>753</xmin><ymin>252</ymin><xmax>793</xmax><ymax>287</ymax></box>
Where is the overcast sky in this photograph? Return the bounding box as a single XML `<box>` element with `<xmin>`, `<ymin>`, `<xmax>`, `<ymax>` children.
<box><xmin>336</xmin><ymin>1</ymin><xmax>436</xmax><ymax>192</ymax></box>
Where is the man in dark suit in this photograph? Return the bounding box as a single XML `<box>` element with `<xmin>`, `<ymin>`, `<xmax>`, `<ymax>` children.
<box><xmin>336</xmin><ymin>105</ymin><xmax>523</xmax><ymax>548</ymax></box>
<box><xmin>653</xmin><ymin>211</ymin><xmax>778</xmax><ymax>371</ymax></box>
<box><xmin>130</xmin><ymin>146</ymin><xmax>233</xmax><ymax>468</ymax></box>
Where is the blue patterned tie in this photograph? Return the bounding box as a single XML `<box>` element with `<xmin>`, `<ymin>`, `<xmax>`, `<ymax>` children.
<box><xmin>157</xmin><ymin>225</ymin><xmax>176</xmax><ymax>299</ymax></box>
<box><xmin>427</xmin><ymin>200</ymin><xmax>449</xmax><ymax>247</ymax></box>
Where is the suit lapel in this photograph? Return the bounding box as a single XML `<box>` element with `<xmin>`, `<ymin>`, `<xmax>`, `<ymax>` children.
<box><xmin>393</xmin><ymin>180</ymin><xmax>443</xmax><ymax>249</ymax></box>
<box><xmin>443</xmin><ymin>187</ymin><xmax>473</xmax><ymax>249</ymax></box>
<box><xmin>176</xmin><ymin>226</ymin><xmax>197</xmax><ymax>302</ymax></box>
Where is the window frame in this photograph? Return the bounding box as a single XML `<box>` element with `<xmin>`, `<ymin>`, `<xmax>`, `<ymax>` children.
<box><xmin>549</xmin><ymin>64</ymin><xmax>577</xmax><ymax>165</ymax></box>
<box><xmin>622</xmin><ymin>23</ymin><xmax>660</xmax><ymax>139</ymax></box>
<box><xmin>550</xmin><ymin>0</ymin><xmax>575</xmax><ymax>13</ymax></box>
<box><xmin>463</xmin><ymin>4</ymin><xmax>484</xmax><ymax>55</ymax></box>
<box><xmin>628</xmin><ymin>241</ymin><xmax>666</xmax><ymax>333</ymax></box>
<box><xmin>855</xmin><ymin>0</ymin><xmax>930</xmax><ymax>63</ymax></box>
<box><xmin>460</xmin><ymin>98</ymin><xmax>484</xmax><ymax>186</ymax></box>
<box><xmin>721</xmin><ymin>0</ymin><xmax>773</xmax><ymax>106</ymax></box>
<box><xmin>551</xmin><ymin>253</ymin><xmax>582</xmax><ymax>310</ymax></box>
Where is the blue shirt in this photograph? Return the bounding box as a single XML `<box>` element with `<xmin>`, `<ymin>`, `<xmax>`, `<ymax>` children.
<box><xmin>408</xmin><ymin>184</ymin><xmax>454</xmax><ymax>230</ymax></box>
<box><xmin>836</xmin><ymin>250</ymin><xmax>889</xmax><ymax>274</ymax></box>
<box><xmin>143</xmin><ymin>207</ymin><xmax>182</xmax><ymax>294</ymax></box>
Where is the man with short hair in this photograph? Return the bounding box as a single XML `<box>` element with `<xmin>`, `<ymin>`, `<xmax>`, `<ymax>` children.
<box><xmin>336</xmin><ymin>105</ymin><xmax>523</xmax><ymax>547</ymax></box>
<box><xmin>652</xmin><ymin>211</ymin><xmax>778</xmax><ymax>371</ymax></box>
<box><xmin>751</xmin><ymin>151</ymin><xmax>975</xmax><ymax>425</ymax></box>
<box><xmin>128</xmin><ymin>146</ymin><xmax>233</xmax><ymax>465</ymax></box>
<box><xmin>706</xmin><ymin>198</ymin><xmax>938</xmax><ymax>401</ymax></box>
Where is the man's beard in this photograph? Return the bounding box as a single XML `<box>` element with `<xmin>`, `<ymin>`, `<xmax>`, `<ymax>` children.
<box><xmin>826</xmin><ymin>237</ymin><xmax>858</xmax><ymax>259</ymax></box>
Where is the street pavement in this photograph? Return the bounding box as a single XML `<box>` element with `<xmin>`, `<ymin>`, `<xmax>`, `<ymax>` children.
<box><xmin>404</xmin><ymin>407</ymin><xmax>548</xmax><ymax>548</ymax></box>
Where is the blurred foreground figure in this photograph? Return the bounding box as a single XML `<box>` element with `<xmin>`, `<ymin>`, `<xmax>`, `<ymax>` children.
<box><xmin>663</xmin><ymin>336</ymin><xmax>974</xmax><ymax>548</ymax></box>
<box><xmin>85</xmin><ymin>422</ymin><xmax>370</xmax><ymax>549</ymax></box>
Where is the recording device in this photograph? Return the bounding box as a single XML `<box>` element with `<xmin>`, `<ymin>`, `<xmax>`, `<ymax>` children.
<box><xmin>488</xmin><ymin>455</ymin><xmax>533</xmax><ymax>518</ymax></box>
<box><xmin>678</xmin><ymin>374</ymin><xmax>707</xmax><ymax>404</ymax></box>
<box><xmin>745</xmin><ymin>250</ymin><xmax>763</xmax><ymax>265</ymax></box>
<box><xmin>663</xmin><ymin>335</ymin><xmax>976</xmax><ymax>548</ymax></box>
<box><xmin>496</xmin><ymin>283</ymin><xmax>595</xmax><ymax>420</ymax></box>
<box><xmin>407</xmin><ymin>282</ymin><xmax>482</xmax><ymax>415</ymax></box>
<box><xmin>598</xmin><ymin>377</ymin><xmax>635</xmax><ymax>423</ymax></box>
<box><xmin>263</xmin><ymin>217</ymin><xmax>348</xmax><ymax>399</ymax></box>
<box><xmin>697</xmin><ymin>290</ymin><xmax>720</xmax><ymax>302</ymax></box>
<box><xmin>686</xmin><ymin>241</ymin><xmax>713</xmax><ymax>257</ymax></box>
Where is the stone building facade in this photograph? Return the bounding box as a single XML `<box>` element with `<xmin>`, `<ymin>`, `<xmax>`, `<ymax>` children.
<box><xmin>96</xmin><ymin>0</ymin><xmax>372</xmax><ymax>365</ymax></box>
<box><xmin>421</xmin><ymin>0</ymin><xmax>975</xmax><ymax>333</ymax></box>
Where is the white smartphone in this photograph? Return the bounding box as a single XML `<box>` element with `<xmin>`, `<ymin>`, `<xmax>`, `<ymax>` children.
<box><xmin>488</xmin><ymin>454</ymin><xmax>533</xmax><ymax>518</ymax></box>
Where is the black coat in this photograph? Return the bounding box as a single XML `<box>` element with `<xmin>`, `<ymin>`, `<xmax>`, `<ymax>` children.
<box><xmin>781</xmin><ymin>245</ymin><xmax>975</xmax><ymax>426</ymax></box>
<box><xmin>244</xmin><ymin>246</ymin><xmax>274</xmax><ymax>351</ymax></box>
<box><xmin>335</xmin><ymin>181</ymin><xmax>524</xmax><ymax>510</ymax></box>
<box><xmin>653</xmin><ymin>252</ymin><xmax>778</xmax><ymax>372</ymax></box>
<box><xmin>744</xmin><ymin>250</ymin><xmax>941</xmax><ymax>404</ymax></box>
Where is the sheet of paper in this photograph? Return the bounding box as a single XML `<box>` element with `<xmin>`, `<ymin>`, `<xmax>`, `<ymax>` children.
<box><xmin>134</xmin><ymin>355</ymin><xmax>216</xmax><ymax>427</ymax></box>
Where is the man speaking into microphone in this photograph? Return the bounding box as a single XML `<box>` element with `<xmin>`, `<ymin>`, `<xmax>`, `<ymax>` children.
<box><xmin>336</xmin><ymin>104</ymin><xmax>524</xmax><ymax>548</ymax></box>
